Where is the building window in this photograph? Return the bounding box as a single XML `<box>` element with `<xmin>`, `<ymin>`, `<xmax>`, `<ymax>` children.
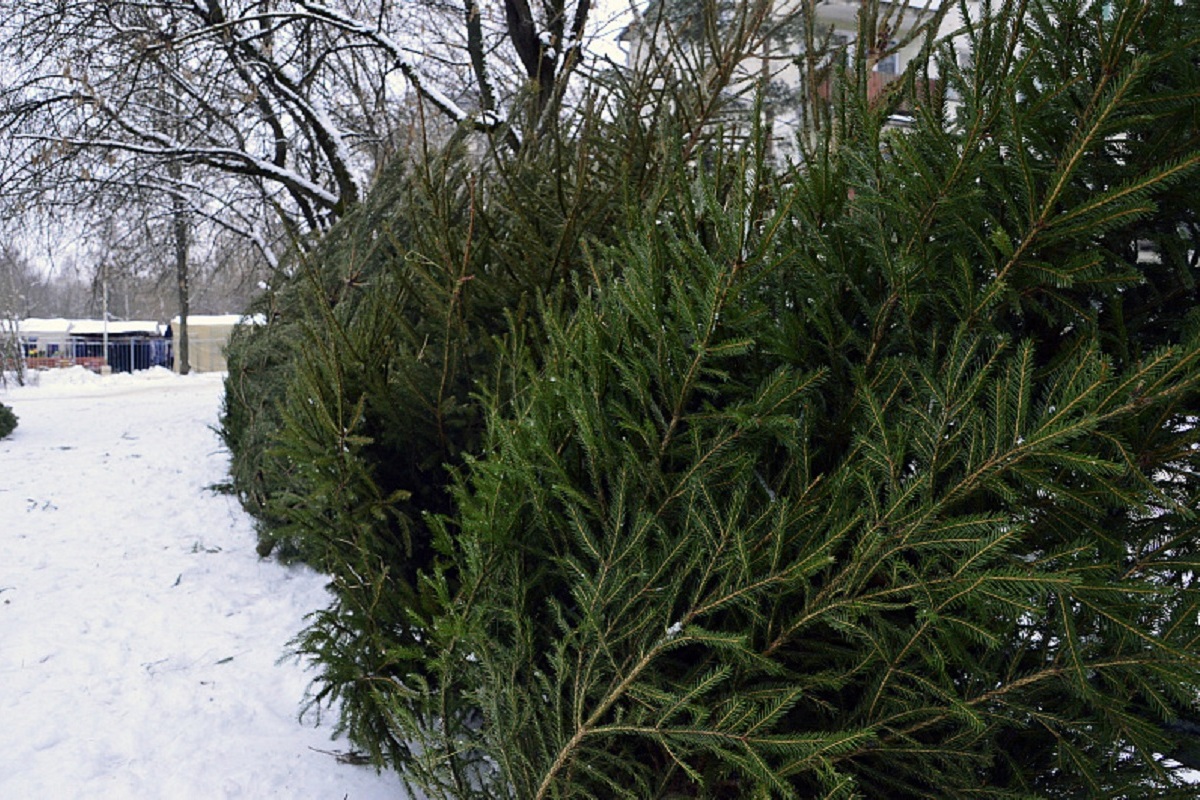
<box><xmin>875</xmin><ymin>40</ymin><xmax>898</xmax><ymax>75</ymax></box>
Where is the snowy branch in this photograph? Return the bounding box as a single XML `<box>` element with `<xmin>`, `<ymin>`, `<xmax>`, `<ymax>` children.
<box><xmin>298</xmin><ymin>2</ymin><xmax>487</xmax><ymax>128</ymax></box>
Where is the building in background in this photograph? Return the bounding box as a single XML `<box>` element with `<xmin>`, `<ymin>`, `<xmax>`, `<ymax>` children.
<box><xmin>18</xmin><ymin>318</ymin><xmax>169</xmax><ymax>373</ymax></box>
<box><xmin>168</xmin><ymin>314</ymin><xmax>257</xmax><ymax>373</ymax></box>
<box><xmin>14</xmin><ymin>314</ymin><xmax>258</xmax><ymax>374</ymax></box>
<box><xmin>619</xmin><ymin>0</ymin><xmax>976</xmax><ymax>151</ymax></box>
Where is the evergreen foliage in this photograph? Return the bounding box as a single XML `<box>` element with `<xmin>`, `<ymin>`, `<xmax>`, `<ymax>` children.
<box><xmin>441</xmin><ymin>184</ymin><xmax>1200</xmax><ymax>794</ymax></box>
<box><xmin>0</xmin><ymin>402</ymin><xmax>16</xmax><ymax>439</ymax></box>
<box><xmin>220</xmin><ymin>0</ymin><xmax>1200</xmax><ymax>795</ymax></box>
<box><xmin>221</xmin><ymin>89</ymin><xmax>710</xmax><ymax>766</ymax></box>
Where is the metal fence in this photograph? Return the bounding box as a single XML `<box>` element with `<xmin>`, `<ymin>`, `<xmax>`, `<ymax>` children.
<box><xmin>21</xmin><ymin>336</ymin><xmax>172</xmax><ymax>374</ymax></box>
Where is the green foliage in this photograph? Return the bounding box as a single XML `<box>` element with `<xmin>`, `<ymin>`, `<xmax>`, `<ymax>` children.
<box><xmin>220</xmin><ymin>0</ymin><xmax>1200</xmax><ymax>795</ymax></box>
<box><xmin>0</xmin><ymin>401</ymin><xmax>16</xmax><ymax>439</ymax></box>
<box><xmin>414</xmin><ymin>1</ymin><xmax>1200</xmax><ymax>796</ymax></box>
<box><xmin>433</xmin><ymin>175</ymin><xmax>1200</xmax><ymax>800</ymax></box>
<box><xmin>220</xmin><ymin>85</ymin><xmax>709</xmax><ymax>766</ymax></box>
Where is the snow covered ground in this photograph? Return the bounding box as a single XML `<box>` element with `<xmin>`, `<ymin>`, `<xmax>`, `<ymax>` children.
<box><xmin>0</xmin><ymin>367</ymin><xmax>406</xmax><ymax>799</ymax></box>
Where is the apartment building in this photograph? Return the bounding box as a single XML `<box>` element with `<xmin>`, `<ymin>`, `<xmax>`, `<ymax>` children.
<box><xmin>620</xmin><ymin>0</ymin><xmax>976</xmax><ymax>150</ymax></box>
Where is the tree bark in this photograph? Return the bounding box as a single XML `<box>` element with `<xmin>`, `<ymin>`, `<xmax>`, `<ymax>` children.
<box><xmin>171</xmin><ymin>173</ymin><xmax>190</xmax><ymax>376</ymax></box>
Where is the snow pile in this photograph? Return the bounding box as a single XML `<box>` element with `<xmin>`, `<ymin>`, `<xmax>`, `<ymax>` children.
<box><xmin>0</xmin><ymin>370</ymin><xmax>405</xmax><ymax>798</ymax></box>
<box><xmin>14</xmin><ymin>365</ymin><xmax>179</xmax><ymax>392</ymax></box>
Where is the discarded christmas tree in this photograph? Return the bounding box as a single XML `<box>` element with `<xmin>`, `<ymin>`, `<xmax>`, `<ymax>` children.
<box><xmin>221</xmin><ymin>0</ymin><xmax>1200</xmax><ymax>795</ymax></box>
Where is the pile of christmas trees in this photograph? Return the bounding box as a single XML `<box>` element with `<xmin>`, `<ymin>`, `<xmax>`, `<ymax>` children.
<box><xmin>222</xmin><ymin>0</ymin><xmax>1200</xmax><ymax>796</ymax></box>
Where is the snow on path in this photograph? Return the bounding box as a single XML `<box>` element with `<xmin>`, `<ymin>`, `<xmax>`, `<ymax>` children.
<box><xmin>0</xmin><ymin>368</ymin><xmax>406</xmax><ymax>799</ymax></box>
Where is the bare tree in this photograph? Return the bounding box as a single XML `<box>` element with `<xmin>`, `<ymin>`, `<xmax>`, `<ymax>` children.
<box><xmin>0</xmin><ymin>0</ymin><xmax>612</xmax><ymax>364</ymax></box>
<box><xmin>0</xmin><ymin>0</ymin><xmax>605</xmax><ymax>232</ymax></box>
<box><xmin>0</xmin><ymin>245</ymin><xmax>40</xmax><ymax>385</ymax></box>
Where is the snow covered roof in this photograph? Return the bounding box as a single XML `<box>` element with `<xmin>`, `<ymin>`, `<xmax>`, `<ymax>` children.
<box><xmin>70</xmin><ymin>320</ymin><xmax>162</xmax><ymax>336</ymax></box>
<box><xmin>168</xmin><ymin>314</ymin><xmax>261</xmax><ymax>327</ymax></box>
<box><xmin>18</xmin><ymin>318</ymin><xmax>74</xmax><ymax>334</ymax></box>
<box><xmin>19</xmin><ymin>318</ymin><xmax>162</xmax><ymax>336</ymax></box>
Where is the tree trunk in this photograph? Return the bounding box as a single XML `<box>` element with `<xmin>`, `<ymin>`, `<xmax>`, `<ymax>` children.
<box><xmin>171</xmin><ymin>181</ymin><xmax>191</xmax><ymax>376</ymax></box>
<box><xmin>0</xmin><ymin>257</ymin><xmax>25</xmax><ymax>387</ymax></box>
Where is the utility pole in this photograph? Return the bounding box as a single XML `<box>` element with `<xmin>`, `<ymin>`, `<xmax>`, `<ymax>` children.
<box><xmin>102</xmin><ymin>260</ymin><xmax>110</xmax><ymax>373</ymax></box>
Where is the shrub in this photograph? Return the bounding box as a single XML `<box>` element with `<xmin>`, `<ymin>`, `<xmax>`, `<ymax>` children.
<box><xmin>0</xmin><ymin>402</ymin><xmax>16</xmax><ymax>439</ymax></box>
